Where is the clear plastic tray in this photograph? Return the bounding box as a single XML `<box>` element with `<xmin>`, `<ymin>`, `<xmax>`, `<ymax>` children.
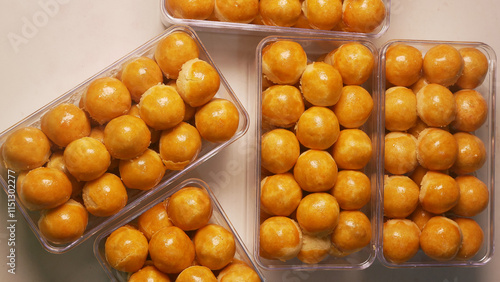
<box><xmin>377</xmin><ymin>39</ymin><xmax>496</xmax><ymax>267</ymax></box>
<box><xmin>0</xmin><ymin>25</ymin><xmax>249</xmax><ymax>254</ymax></box>
<box><xmin>160</xmin><ymin>0</ymin><xmax>391</xmax><ymax>39</ymax></box>
<box><xmin>254</xmin><ymin>35</ymin><xmax>380</xmax><ymax>271</ymax></box>
<box><xmin>93</xmin><ymin>178</ymin><xmax>264</xmax><ymax>281</ymax></box>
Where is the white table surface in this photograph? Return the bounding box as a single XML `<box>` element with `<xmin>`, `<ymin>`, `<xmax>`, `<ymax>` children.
<box><xmin>1</xmin><ymin>0</ymin><xmax>499</xmax><ymax>281</ymax></box>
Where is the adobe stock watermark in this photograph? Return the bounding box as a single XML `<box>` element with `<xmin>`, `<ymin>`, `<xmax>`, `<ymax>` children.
<box><xmin>5</xmin><ymin>169</ymin><xmax>17</xmax><ymax>275</ymax></box>
<box><xmin>7</xmin><ymin>0</ymin><xmax>71</xmax><ymax>54</ymax></box>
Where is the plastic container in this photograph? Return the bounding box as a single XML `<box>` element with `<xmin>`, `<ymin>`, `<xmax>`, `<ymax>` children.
<box><xmin>93</xmin><ymin>178</ymin><xmax>264</xmax><ymax>281</ymax></box>
<box><xmin>377</xmin><ymin>39</ymin><xmax>496</xmax><ymax>267</ymax></box>
<box><xmin>254</xmin><ymin>35</ymin><xmax>380</xmax><ymax>271</ymax></box>
<box><xmin>160</xmin><ymin>0</ymin><xmax>391</xmax><ymax>39</ymax></box>
<box><xmin>0</xmin><ymin>25</ymin><xmax>249</xmax><ymax>254</ymax></box>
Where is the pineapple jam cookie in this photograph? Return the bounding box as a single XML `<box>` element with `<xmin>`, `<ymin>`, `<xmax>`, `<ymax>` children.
<box><xmin>82</xmin><ymin>77</ymin><xmax>131</xmax><ymax>124</ymax></box>
<box><xmin>262</xmin><ymin>40</ymin><xmax>307</xmax><ymax>85</ymax></box>
<box><xmin>154</xmin><ymin>31</ymin><xmax>199</xmax><ymax>79</ymax></box>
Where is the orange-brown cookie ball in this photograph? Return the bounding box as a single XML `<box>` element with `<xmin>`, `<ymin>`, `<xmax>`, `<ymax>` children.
<box><xmin>419</xmin><ymin>216</ymin><xmax>462</xmax><ymax>261</ymax></box>
<box><xmin>63</xmin><ymin>137</ymin><xmax>110</xmax><ymax>181</ymax></box>
<box><xmin>296</xmin><ymin>193</ymin><xmax>340</xmax><ymax>237</ymax></box>
<box><xmin>41</xmin><ymin>103</ymin><xmax>91</xmax><ymax>147</ymax></box>
<box><xmin>194</xmin><ymin>224</ymin><xmax>236</xmax><ymax>270</ymax></box>
<box><xmin>104</xmin><ymin>115</ymin><xmax>151</xmax><ymax>160</ymax></box>
<box><xmin>332</xmin><ymin>85</ymin><xmax>373</xmax><ymax>128</ymax></box>
<box><xmin>451</xmin><ymin>89</ymin><xmax>488</xmax><ymax>132</ymax></box>
<box><xmin>297</xmin><ymin>233</ymin><xmax>331</xmax><ymax>264</ymax></box>
<box><xmin>195</xmin><ymin>99</ymin><xmax>240</xmax><ymax>143</ymax></box>
<box><xmin>300</xmin><ymin>62</ymin><xmax>343</xmax><ymax>106</ymax></box>
<box><xmin>259</xmin><ymin>0</ymin><xmax>302</xmax><ymax>27</ymax></box>
<box><xmin>83</xmin><ymin>77</ymin><xmax>131</xmax><ymax>124</ymax></box>
<box><xmin>293</xmin><ymin>150</ymin><xmax>338</xmax><ymax>192</ymax></box>
<box><xmin>331</xmin><ymin>170</ymin><xmax>371</xmax><ymax>210</ymax></box>
<box><xmin>105</xmin><ymin>225</ymin><xmax>149</xmax><ymax>273</ymax></box>
<box><xmin>261</xmin><ymin>129</ymin><xmax>300</xmax><ymax>174</ymax></box>
<box><xmin>423</xmin><ymin>44</ymin><xmax>464</xmax><ymax>87</ymax></box>
<box><xmin>260</xmin><ymin>173</ymin><xmax>302</xmax><ymax>216</ymax></box>
<box><xmin>416</xmin><ymin>128</ymin><xmax>458</xmax><ymax>171</ymax></box>
<box><xmin>262</xmin><ymin>85</ymin><xmax>304</xmax><ymax>128</ymax></box>
<box><xmin>129</xmin><ymin>265</ymin><xmax>171</xmax><ymax>282</ymax></box>
<box><xmin>82</xmin><ymin>173</ymin><xmax>128</xmax><ymax>217</ymax></box>
<box><xmin>385</xmin><ymin>87</ymin><xmax>417</xmax><ymax>131</ymax></box>
<box><xmin>121</xmin><ymin>57</ymin><xmax>163</xmax><ymax>103</ymax></box>
<box><xmin>384</xmin><ymin>132</ymin><xmax>418</xmax><ymax>175</ymax></box>
<box><xmin>451</xmin><ymin>175</ymin><xmax>489</xmax><ymax>217</ymax></box>
<box><xmin>177</xmin><ymin>266</ymin><xmax>217</xmax><ymax>282</ymax></box>
<box><xmin>155</xmin><ymin>31</ymin><xmax>199</xmax><ymax>79</ymax></box>
<box><xmin>46</xmin><ymin>151</ymin><xmax>83</xmax><ymax>198</ymax></box>
<box><xmin>341</xmin><ymin>0</ymin><xmax>386</xmax><ymax>33</ymax></box>
<box><xmin>331</xmin><ymin>129</ymin><xmax>372</xmax><ymax>170</ymax></box>
<box><xmin>384</xmin><ymin>175</ymin><xmax>420</xmax><ymax>219</ymax></box>
<box><xmin>295</xmin><ymin>106</ymin><xmax>340</xmax><ymax>150</ymax></box>
<box><xmin>166</xmin><ymin>187</ymin><xmax>212</xmax><ymax>231</ymax></box>
<box><xmin>410</xmin><ymin>76</ymin><xmax>429</xmax><ymax>94</ymax></box>
<box><xmin>2</xmin><ymin>127</ymin><xmax>51</xmax><ymax>171</ymax></box>
<box><xmin>330</xmin><ymin>211</ymin><xmax>372</xmax><ymax>254</ymax></box>
<box><xmin>407</xmin><ymin>117</ymin><xmax>428</xmax><ymax>139</ymax></box>
<box><xmin>167</xmin><ymin>0</ymin><xmax>215</xmax><ymax>20</ymax></box>
<box><xmin>137</xmin><ymin>201</ymin><xmax>173</xmax><ymax>241</ymax></box>
<box><xmin>453</xmin><ymin>217</ymin><xmax>484</xmax><ymax>260</ymax></box>
<box><xmin>451</xmin><ymin>132</ymin><xmax>486</xmax><ymax>175</ymax></box>
<box><xmin>177</xmin><ymin>58</ymin><xmax>220</xmax><ymax>107</ymax></box>
<box><xmin>416</xmin><ymin>84</ymin><xmax>456</xmax><ymax>127</ymax></box>
<box><xmin>89</xmin><ymin>125</ymin><xmax>105</xmax><ymax>143</ymax></box>
<box><xmin>214</xmin><ymin>0</ymin><xmax>259</xmax><ymax>23</ymax></box>
<box><xmin>408</xmin><ymin>204</ymin><xmax>435</xmax><ymax>231</ymax></box>
<box><xmin>456</xmin><ymin>47</ymin><xmax>489</xmax><ymax>89</ymax></box>
<box><xmin>148</xmin><ymin>226</ymin><xmax>195</xmax><ymax>274</ymax></box>
<box><xmin>385</xmin><ymin>44</ymin><xmax>423</xmax><ymax>87</ymax></box>
<box><xmin>38</xmin><ymin>199</ymin><xmax>88</xmax><ymax>244</ymax></box>
<box><xmin>218</xmin><ymin>261</ymin><xmax>260</xmax><ymax>282</ymax></box>
<box><xmin>302</xmin><ymin>0</ymin><xmax>342</xmax><ymax>30</ymax></box>
<box><xmin>409</xmin><ymin>165</ymin><xmax>428</xmax><ymax>187</ymax></box>
<box><xmin>119</xmin><ymin>149</ymin><xmax>165</xmax><ymax>190</ymax></box>
<box><xmin>262</xmin><ymin>40</ymin><xmax>307</xmax><ymax>85</ymax></box>
<box><xmin>139</xmin><ymin>84</ymin><xmax>185</xmax><ymax>130</ymax></box>
<box><xmin>325</xmin><ymin>43</ymin><xmax>374</xmax><ymax>85</ymax></box>
<box><xmin>419</xmin><ymin>171</ymin><xmax>460</xmax><ymax>214</ymax></box>
<box><xmin>383</xmin><ymin>219</ymin><xmax>421</xmax><ymax>264</ymax></box>
<box><xmin>259</xmin><ymin>216</ymin><xmax>303</xmax><ymax>261</ymax></box>
<box><xmin>159</xmin><ymin>122</ymin><xmax>202</xmax><ymax>170</ymax></box>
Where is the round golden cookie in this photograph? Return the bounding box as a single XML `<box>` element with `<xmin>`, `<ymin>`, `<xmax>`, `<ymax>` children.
<box><xmin>295</xmin><ymin>106</ymin><xmax>340</xmax><ymax>150</ymax></box>
<box><xmin>407</xmin><ymin>117</ymin><xmax>428</xmax><ymax>139</ymax></box>
<box><xmin>262</xmin><ymin>85</ymin><xmax>304</xmax><ymax>128</ymax></box>
<box><xmin>408</xmin><ymin>204</ymin><xmax>435</xmax><ymax>231</ymax></box>
<box><xmin>155</xmin><ymin>31</ymin><xmax>199</xmax><ymax>79</ymax></box>
<box><xmin>453</xmin><ymin>217</ymin><xmax>484</xmax><ymax>260</ymax></box>
<box><xmin>121</xmin><ymin>57</ymin><xmax>163</xmax><ymax>103</ymax></box>
<box><xmin>293</xmin><ymin>150</ymin><xmax>338</xmax><ymax>192</ymax></box>
<box><xmin>384</xmin><ymin>132</ymin><xmax>418</xmax><ymax>175</ymax></box>
<box><xmin>83</xmin><ymin>77</ymin><xmax>131</xmax><ymax>124</ymax></box>
<box><xmin>139</xmin><ymin>84</ymin><xmax>185</xmax><ymax>130</ymax></box>
<box><xmin>410</xmin><ymin>76</ymin><xmax>429</xmax><ymax>94</ymax></box>
<box><xmin>423</xmin><ymin>44</ymin><xmax>464</xmax><ymax>87</ymax></box>
<box><xmin>167</xmin><ymin>0</ymin><xmax>214</xmax><ymax>20</ymax></box>
<box><xmin>104</xmin><ymin>115</ymin><xmax>151</xmax><ymax>160</ymax></box>
<box><xmin>332</xmin><ymin>85</ymin><xmax>373</xmax><ymax>128</ymax></box>
<box><xmin>177</xmin><ymin>58</ymin><xmax>220</xmax><ymax>107</ymax></box>
<box><xmin>137</xmin><ymin>201</ymin><xmax>173</xmax><ymax>241</ymax></box>
<box><xmin>451</xmin><ymin>175</ymin><xmax>489</xmax><ymax>217</ymax></box>
<box><xmin>331</xmin><ymin>170</ymin><xmax>370</xmax><ymax>210</ymax></box>
<box><xmin>330</xmin><ymin>211</ymin><xmax>372</xmax><ymax>254</ymax></box>
<box><xmin>214</xmin><ymin>0</ymin><xmax>258</xmax><ymax>23</ymax></box>
<box><xmin>384</xmin><ymin>175</ymin><xmax>419</xmax><ymax>219</ymax></box>
<box><xmin>195</xmin><ymin>98</ymin><xmax>239</xmax><ymax>142</ymax></box>
<box><xmin>385</xmin><ymin>86</ymin><xmax>418</xmax><ymax>131</ymax></box>
<box><xmin>325</xmin><ymin>43</ymin><xmax>375</xmax><ymax>85</ymax></box>
<box><xmin>341</xmin><ymin>0</ymin><xmax>386</xmax><ymax>33</ymax></box>
<box><xmin>259</xmin><ymin>216</ymin><xmax>303</xmax><ymax>261</ymax></box>
<box><xmin>262</xmin><ymin>40</ymin><xmax>307</xmax><ymax>85</ymax></box>
<box><xmin>149</xmin><ymin>226</ymin><xmax>195</xmax><ymax>274</ymax></box>
<box><xmin>419</xmin><ymin>216</ymin><xmax>462</xmax><ymax>261</ymax></box>
<box><xmin>41</xmin><ymin>103</ymin><xmax>91</xmax><ymax>147</ymax></box>
<box><xmin>2</xmin><ymin>127</ymin><xmax>51</xmax><ymax>171</ymax></box>
<box><xmin>261</xmin><ymin>129</ymin><xmax>300</xmax><ymax>174</ymax></box>
<box><xmin>82</xmin><ymin>173</ymin><xmax>128</xmax><ymax>217</ymax></box>
<box><xmin>46</xmin><ymin>151</ymin><xmax>84</xmax><ymax>198</ymax></box>
<box><xmin>416</xmin><ymin>83</ymin><xmax>456</xmax><ymax>128</ymax></box>
<box><xmin>385</xmin><ymin>44</ymin><xmax>423</xmax><ymax>87</ymax></box>
<box><xmin>297</xmin><ymin>233</ymin><xmax>331</xmax><ymax>264</ymax></box>
<box><xmin>89</xmin><ymin>125</ymin><xmax>105</xmax><ymax>143</ymax></box>
<box><xmin>194</xmin><ymin>224</ymin><xmax>236</xmax><ymax>270</ymax></box>
<box><xmin>259</xmin><ymin>0</ymin><xmax>302</xmax><ymax>27</ymax></box>
<box><xmin>419</xmin><ymin>171</ymin><xmax>460</xmax><ymax>214</ymax></box>
<box><xmin>129</xmin><ymin>265</ymin><xmax>171</xmax><ymax>282</ymax></box>
<box><xmin>166</xmin><ymin>186</ymin><xmax>212</xmax><ymax>231</ymax></box>
<box><xmin>301</xmin><ymin>0</ymin><xmax>342</xmax><ymax>30</ymax></box>
<box><xmin>409</xmin><ymin>165</ymin><xmax>428</xmax><ymax>187</ymax></box>
<box><xmin>218</xmin><ymin>261</ymin><xmax>260</xmax><ymax>282</ymax></box>
<box><xmin>331</xmin><ymin>129</ymin><xmax>372</xmax><ymax>170</ymax></box>
<box><xmin>451</xmin><ymin>132</ymin><xmax>486</xmax><ymax>175</ymax></box>
<box><xmin>416</xmin><ymin>128</ymin><xmax>458</xmax><ymax>171</ymax></box>
<box><xmin>296</xmin><ymin>193</ymin><xmax>340</xmax><ymax>237</ymax></box>
<box><xmin>300</xmin><ymin>62</ymin><xmax>343</xmax><ymax>106</ymax></box>
<box><xmin>159</xmin><ymin>122</ymin><xmax>202</xmax><ymax>170</ymax></box>
<box><xmin>63</xmin><ymin>137</ymin><xmax>110</xmax><ymax>181</ymax></box>
<box><xmin>260</xmin><ymin>173</ymin><xmax>302</xmax><ymax>216</ymax></box>
<box><xmin>177</xmin><ymin>266</ymin><xmax>217</xmax><ymax>282</ymax></box>
<box><xmin>19</xmin><ymin>167</ymin><xmax>72</xmax><ymax>211</ymax></box>
<box><xmin>105</xmin><ymin>225</ymin><xmax>149</xmax><ymax>273</ymax></box>
<box><xmin>451</xmin><ymin>89</ymin><xmax>488</xmax><ymax>132</ymax></box>
<box><xmin>119</xmin><ymin>149</ymin><xmax>166</xmax><ymax>190</ymax></box>
<box><xmin>293</xmin><ymin>12</ymin><xmax>313</xmax><ymax>29</ymax></box>
<box><xmin>456</xmin><ymin>47</ymin><xmax>489</xmax><ymax>89</ymax></box>
<box><xmin>38</xmin><ymin>199</ymin><xmax>87</xmax><ymax>244</ymax></box>
<box><xmin>383</xmin><ymin>219</ymin><xmax>420</xmax><ymax>264</ymax></box>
